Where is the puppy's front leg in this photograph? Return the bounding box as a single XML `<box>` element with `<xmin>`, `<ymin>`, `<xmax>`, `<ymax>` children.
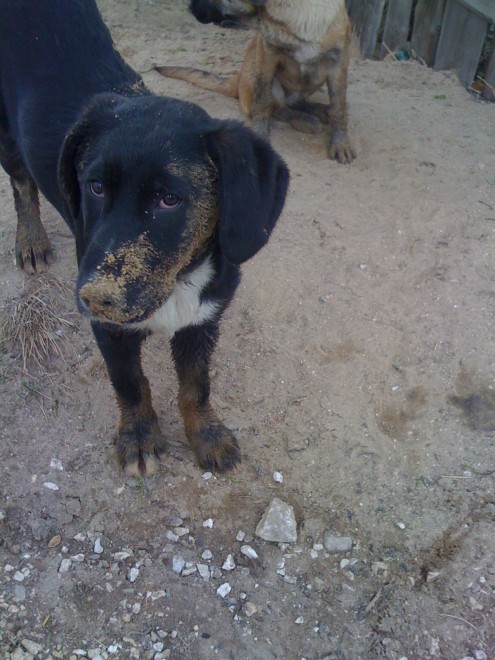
<box><xmin>171</xmin><ymin>322</ymin><xmax>241</xmax><ymax>473</ymax></box>
<box><xmin>325</xmin><ymin>38</ymin><xmax>356</xmax><ymax>163</ymax></box>
<box><xmin>241</xmin><ymin>34</ymin><xmax>278</xmax><ymax>137</ymax></box>
<box><xmin>91</xmin><ymin>322</ymin><xmax>166</xmax><ymax>476</ymax></box>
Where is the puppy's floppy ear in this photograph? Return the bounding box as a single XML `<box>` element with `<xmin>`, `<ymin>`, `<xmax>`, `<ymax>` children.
<box><xmin>57</xmin><ymin>93</ymin><xmax>122</xmax><ymax>224</ymax></box>
<box><xmin>206</xmin><ymin>120</ymin><xmax>289</xmax><ymax>264</ymax></box>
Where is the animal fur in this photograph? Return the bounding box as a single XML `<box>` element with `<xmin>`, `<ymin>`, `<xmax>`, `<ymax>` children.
<box><xmin>156</xmin><ymin>0</ymin><xmax>356</xmax><ymax>163</ymax></box>
<box><xmin>0</xmin><ymin>0</ymin><xmax>289</xmax><ymax>476</ymax></box>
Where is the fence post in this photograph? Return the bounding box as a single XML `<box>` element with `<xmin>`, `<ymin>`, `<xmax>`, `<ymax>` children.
<box><xmin>346</xmin><ymin>0</ymin><xmax>386</xmax><ymax>58</ymax></box>
<box><xmin>380</xmin><ymin>0</ymin><xmax>414</xmax><ymax>58</ymax></box>
<box><xmin>434</xmin><ymin>0</ymin><xmax>488</xmax><ymax>87</ymax></box>
<box><xmin>411</xmin><ymin>0</ymin><xmax>446</xmax><ymax>66</ymax></box>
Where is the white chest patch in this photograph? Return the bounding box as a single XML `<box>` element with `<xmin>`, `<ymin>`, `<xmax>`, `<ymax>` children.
<box><xmin>132</xmin><ymin>257</ymin><xmax>219</xmax><ymax>338</ymax></box>
<box><xmin>294</xmin><ymin>43</ymin><xmax>322</xmax><ymax>64</ymax></box>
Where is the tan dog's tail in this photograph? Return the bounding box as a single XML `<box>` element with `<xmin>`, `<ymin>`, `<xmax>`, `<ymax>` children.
<box><xmin>154</xmin><ymin>66</ymin><xmax>239</xmax><ymax>99</ymax></box>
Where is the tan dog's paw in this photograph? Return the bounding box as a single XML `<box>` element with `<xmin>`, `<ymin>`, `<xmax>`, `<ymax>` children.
<box><xmin>328</xmin><ymin>132</ymin><xmax>356</xmax><ymax>164</ymax></box>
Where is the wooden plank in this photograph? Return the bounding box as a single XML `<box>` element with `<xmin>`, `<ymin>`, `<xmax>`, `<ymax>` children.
<box><xmin>434</xmin><ymin>0</ymin><xmax>487</xmax><ymax>87</ymax></box>
<box><xmin>346</xmin><ymin>0</ymin><xmax>386</xmax><ymax>58</ymax></box>
<box><xmin>411</xmin><ymin>0</ymin><xmax>446</xmax><ymax>66</ymax></box>
<box><xmin>482</xmin><ymin>46</ymin><xmax>495</xmax><ymax>101</ymax></box>
<box><xmin>456</xmin><ymin>0</ymin><xmax>495</xmax><ymax>21</ymax></box>
<box><xmin>380</xmin><ymin>0</ymin><xmax>414</xmax><ymax>58</ymax></box>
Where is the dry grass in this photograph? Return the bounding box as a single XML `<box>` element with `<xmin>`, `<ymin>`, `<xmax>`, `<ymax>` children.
<box><xmin>0</xmin><ymin>275</ymin><xmax>78</xmax><ymax>371</ymax></box>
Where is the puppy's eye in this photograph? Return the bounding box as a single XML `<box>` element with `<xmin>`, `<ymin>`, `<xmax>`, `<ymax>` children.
<box><xmin>158</xmin><ymin>193</ymin><xmax>181</xmax><ymax>210</ymax></box>
<box><xmin>89</xmin><ymin>181</ymin><xmax>105</xmax><ymax>198</ymax></box>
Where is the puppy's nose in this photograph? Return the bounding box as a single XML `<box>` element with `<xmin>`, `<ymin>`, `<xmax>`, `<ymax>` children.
<box><xmin>79</xmin><ymin>280</ymin><xmax>121</xmax><ymax>317</ymax></box>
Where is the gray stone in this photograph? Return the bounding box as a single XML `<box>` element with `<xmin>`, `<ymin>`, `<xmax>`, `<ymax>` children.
<box><xmin>21</xmin><ymin>639</ymin><xmax>43</xmax><ymax>655</ymax></box>
<box><xmin>323</xmin><ymin>532</ymin><xmax>352</xmax><ymax>553</ymax></box>
<box><xmin>172</xmin><ymin>556</ymin><xmax>185</xmax><ymax>574</ymax></box>
<box><xmin>255</xmin><ymin>498</ymin><xmax>297</xmax><ymax>543</ymax></box>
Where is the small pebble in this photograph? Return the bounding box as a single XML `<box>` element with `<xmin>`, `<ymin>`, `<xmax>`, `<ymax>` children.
<box><xmin>273</xmin><ymin>471</ymin><xmax>283</xmax><ymax>483</ymax></box>
<box><xmin>217</xmin><ymin>582</ymin><xmax>231</xmax><ymax>598</ymax></box>
<box><xmin>59</xmin><ymin>559</ymin><xmax>72</xmax><ymax>574</ymax></box>
<box><xmin>222</xmin><ymin>555</ymin><xmax>236</xmax><ymax>571</ymax></box>
<box><xmin>236</xmin><ymin>530</ymin><xmax>246</xmax><ymax>542</ymax></box>
<box><xmin>71</xmin><ymin>554</ymin><xmax>85</xmax><ymax>563</ymax></box>
<box><xmin>50</xmin><ymin>458</ymin><xmax>64</xmax><ymax>471</ymax></box>
<box><xmin>173</xmin><ymin>527</ymin><xmax>189</xmax><ymax>537</ymax></box>
<box><xmin>13</xmin><ymin>571</ymin><xmax>25</xmax><ymax>582</ymax></box>
<box><xmin>201</xmin><ymin>549</ymin><xmax>213</xmax><ymax>560</ymax></box>
<box><xmin>241</xmin><ymin>545</ymin><xmax>258</xmax><ymax>560</ymax></box>
<box><xmin>202</xmin><ymin>472</ymin><xmax>213</xmax><ymax>480</ymax></box>
<box><xmin>396</xmin><ymin>521</ymin><xmax>406</xmax><ymax>530</ymax></box>
<box><xmin>294</xmin><ymin>616</ymin><xmax>304</xmax><ymax>624</ymax></box>
<box><xmin>474</xmin><ymin>651</ymin><xmax>487</xmax><ymax>660</ymax></box>
<box><xmin>127</xmin><ymin>567</ymin><xmax>139</xmax><ymax>583</ymax></box>
<box><xmin>197</xmin><ymin>564</ymin><xmax>210</xmax><ymax>580</ymax></box>
<box><xmin>94</xmin><ymin>538</ymin><xmax>103</xmax><ymax>554</ymax></box>
<box><xmin>202</xmin><ymin>518</ymin><xmax>213</xmax><ymax>528</ymax></box>
<box><xmin>172</xmin><ymin>557</ymin><xmax>185</xmax><ymax>574</ymax></box>
<box><xmin>181</xmin><ymin>565</ymin><xmax>197</xmax><ymax>577</ymax></box>
<box><xmin>340</xmin><ymin>558</ymin><xmax>350</xmax><ymax>569</ymax></box>
<box><xmin>165</xmin><ymin>531</ymin><xmax>179</xmax><ymax>543</ymax></box>
<box><xmin>243</xmin><ymin>602</ymin><xmax>257</xmax><ymax>617</ymax></box>
<box><xmin>43</xmin><ymin>481</ymin><xmax>59</xmax><ymax>491</ymax></box>
<box><xmin>323</xmin><ymin>533</ymin><xmax>352</xmax><ymax>554</ymax></box>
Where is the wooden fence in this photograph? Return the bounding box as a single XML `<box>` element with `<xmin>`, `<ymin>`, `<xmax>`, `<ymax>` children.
<box><xmin>345</xmin><ymin>0</ymin><xmax>495</xmax><ymax>100</ymax></box>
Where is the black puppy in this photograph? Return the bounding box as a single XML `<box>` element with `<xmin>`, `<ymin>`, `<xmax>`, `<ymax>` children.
<box><xmin>0</xmin><ymin>0</ymin><xmax>289</xmax><ymax>476</ymax></box>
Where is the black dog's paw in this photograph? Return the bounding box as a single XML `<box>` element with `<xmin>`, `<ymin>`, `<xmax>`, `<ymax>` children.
<box><xmin>16</xmin><ymin>227</ymin><xmax>53</xmax><ymax>274</ymax></box>
<box><xmin>189</xmin><ymin>422</ymin><xmax>241</xmax><ymax>473</ymax></box>
<box><xmin>115</xmin><ymin>418</ymin><xmax>167</xmax><ymax>477</ymax></box>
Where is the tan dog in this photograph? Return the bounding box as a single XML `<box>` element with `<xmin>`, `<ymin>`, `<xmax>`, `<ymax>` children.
<box><xmin>156</xmin><ymin>0</ymin><xmax>355</xmax><ymax>163</ymax></box>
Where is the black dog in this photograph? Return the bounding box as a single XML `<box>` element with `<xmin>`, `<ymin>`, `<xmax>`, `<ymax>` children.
<box><xmin>0</xmin><ymin>0</ymin><xmax>289</xmax><ymax>476</ymax></box>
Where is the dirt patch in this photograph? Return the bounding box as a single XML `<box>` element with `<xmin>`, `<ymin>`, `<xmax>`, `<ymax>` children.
<box><xmin>0</xmin><ymin>1</ymin><xmax>494</xmax><ymax>658</ymax></box>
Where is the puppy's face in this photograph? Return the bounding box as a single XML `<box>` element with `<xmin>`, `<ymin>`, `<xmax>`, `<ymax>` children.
<box><xmin>58</xmin><ymin>95</ymin><xmax>289</xmax><ymax>327</ymax></box>
<box><xmin>189</xmin><ymin>0</ymin><xmax>265</xmax><ymax>25</ymax></box>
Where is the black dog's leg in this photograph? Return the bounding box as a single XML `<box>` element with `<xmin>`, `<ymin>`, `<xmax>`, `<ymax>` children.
<box><xmin>0</xmin><ymin>130</ymin><xmax>53</xmax><ymax>273</ymax></box>
<box><xmin>91</xmin><ymin>322</ymin><xmax>167</xmax><ymax>476</ymax></box>
<box><xmin>171</xmin><ymin>322</ymin><xmax>241</xmax><ymax>473</ymax></box>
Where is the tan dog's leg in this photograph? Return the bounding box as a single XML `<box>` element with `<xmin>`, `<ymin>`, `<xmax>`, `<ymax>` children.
<box><xmin>325</xmin><ymin>26</ymin><xmax>355</xmax><ymax>163</ymax></box>
<box><xmin>239</xmin><ymin>35</ymin><xmax>278</xmax><ymax>136</ymax></box>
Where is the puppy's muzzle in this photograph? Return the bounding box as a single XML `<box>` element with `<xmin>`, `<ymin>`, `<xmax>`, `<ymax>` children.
<box><xmin>78</xmin><ymin>278</ymin><xmax>125</xmax><ymax>321</ymax></box>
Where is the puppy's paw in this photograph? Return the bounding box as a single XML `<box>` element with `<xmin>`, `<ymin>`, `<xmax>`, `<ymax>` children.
<box><xmin>115</xmin><ymin>418</ymin><xmax>167</xmax><ymax>477</ymax></box>
<box><xmin>327</xmin><ymin>132</ymin><xmax>356</xmax><ymax>164</ymax></box>
<box><xmin>16</xmin><ymin>229</ymin><xmax>53</xmax><ymax>274</ymax></box>
<box><xmin>189</xmin><ymin>423</ymin><xmax>241</xmax><ymax>473</ymax></box>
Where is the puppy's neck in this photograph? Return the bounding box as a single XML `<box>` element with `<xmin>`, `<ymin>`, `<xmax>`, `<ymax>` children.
<box><xmin>263</xmin><ymin>0</ymin><xmax>344</xmax><ymax>45</ymax></box>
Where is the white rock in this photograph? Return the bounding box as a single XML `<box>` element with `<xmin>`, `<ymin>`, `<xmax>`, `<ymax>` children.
<box><xmin>201</xmin><ymin>550</ymin><xmax>213</xmax><ymax>560</ymax></box>
<box><xmin>173</xmin><ymin>527</ymin><xmax>189</xmax><ymax>537</ymax></box>
<box><xmin>309</xmin><ymin>549</ymin><xmax>318</xmax><ymax>559</ymax></box>
<box><xmin>127</xmin><ymin>567</ymin><xmax>139</xmax><ymax>583</ymax></box>
<box><xmin>132</xmin><ymin>603</ymin><xmax>141</xmax><ymax>614</ymax></box>
<box><xmin>474</xmin><ymin>651</ymin><xmax>487</xmax><ymax>660</ymax></box>
<box><xmin>236</xmin><ymin>530</ymin><xmax>246</xmax><ymax>542</ymax></box>
<box><xmin>113</xmin><ymin>551</ymin><xmax>132</xmax><ymax>561</ymax></box>
<box><xmin>240</xmin><ymin>545</ymin><xmax>258</xmax><ymax>560</ymax></box>
<box><xmin>93</xmin><ymin>538</ymin><xmax>103</xmax><ymax>554</ymax></box>
<box><xmin>43</xmin><ymin>482</ymin><xmax>59</xmax><ymax>491</ymax></box>
<box><xmin>74</xmin><ymin>533</ymin><xmax>86</xmax><ymax>542</ymax></box>
<box><xmin>202</xmin><ymin>472</ymin><xmax>213</xmax><ymax>480</ymax></box>
<box><xmin>58</xmin><ymin>559</ymin><xmax>72</xmax><ymax>573</ymax></box>
<box><xmin>273</xmin><ymin>471</ymin><xmax>283</xmax><ymax>483</ymax></box>
<box><xmin>197</xmin><ymin>564</ymin><xmax>210</xmax><ymax>580</ymax></box>
<box><xmin>217</xmin><ymin>582</ymin><xmax>231</xmax><ymax>598</ymax></box>
<box><xmin>172</xmin><ymin>557</ymin><xmax>185</xmax><ymax>574</ymax></box>
<box><xmin>323</xmin><ymin>532</ymin><xmax>352</xmax><ymax>553</ymax></box>
<box><xmin>243</xmin><ymin>602</ymin><xmax>258</xmax><ymax>617</ymax></box>
<box><xmin>13</xmin><ymin>571</ymin><xmax>25</xmax><ymax>582</ymax></box>
<box><xmin>181</xmin><ymin>566</ymin><xmax>197</xmax><ymax>576</ymax></box>
<box><xmin>222</xmin><ymin>554</ymin><xmax>236</xmax><ymax>571</ymax></box>
<box><xmin>71</xmin><ymin>554</ymin><xmax>85</xmax><ymax>563</ymax></box>
<box><xmin>202</xmin><ymin>518</ymin><xmax>213</xmax><ymax>528</ymax></box>
<box><xmin>153</xmin><ymin>643</ymin><xmax>164</xmax><ymax>652</ymax></box>
<box><xmin>107</xmin><ymin>644</ymin><xmax>121</xmax><ymax>654</ymax></box>
<box><xmin>294</xmin><ymin>616</ymin><xmax>304</xmax><ymax>624</ymax></box>
<box><xmin>396</xmin><ymin>521</ymin><xmax>406</xmax><ymax>530</ymax></box>
<box><xmin>50</xmin><ymin>458</ymin><xmax>64</xmax><ymax>471</ymax></box>
<box><xmin>340</xmin><ymin>558</ymin><xmax>350</xmax><ymax>569</ymax></box>
<box><xmin>21</xmin><ymin>639</ymin><xmax>43</xmax><ymax>655</ymax></box>
<box><xmin>255</xmin><ymin>498</ymin><xmax>297</xmax><ymax>543</ymax></box>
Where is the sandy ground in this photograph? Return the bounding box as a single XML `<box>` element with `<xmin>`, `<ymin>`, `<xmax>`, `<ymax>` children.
<box><xmin>1</xmin><ymin>1</ymin><xmax>494</xmax><ymax>658</ymax></box>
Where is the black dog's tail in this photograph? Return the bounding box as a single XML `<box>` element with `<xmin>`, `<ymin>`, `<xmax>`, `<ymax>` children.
<box><xmin>154</xmin><ymin>65</ymin><xmax>239</xmax><ymax>99</ymax></box>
